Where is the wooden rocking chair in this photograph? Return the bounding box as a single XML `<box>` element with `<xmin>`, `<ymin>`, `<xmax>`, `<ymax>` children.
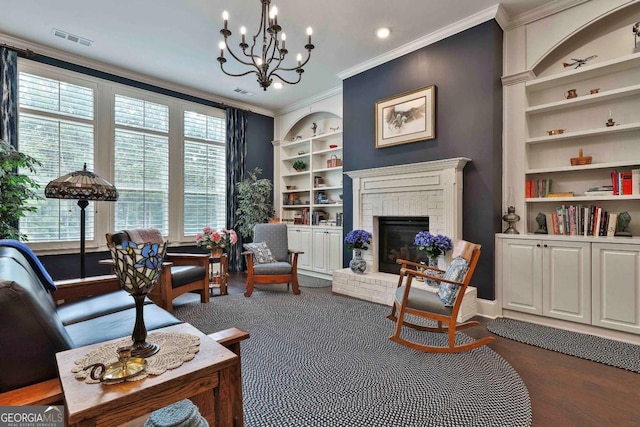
<box><xmin>388</xmin><ymin>240</ymin><xmax>494</xmax><ymax>353</ymax></box>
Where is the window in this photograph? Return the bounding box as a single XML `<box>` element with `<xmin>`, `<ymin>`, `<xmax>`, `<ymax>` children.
<box><xmin>18</xmin><ymin>71</ymin><xmax>96</xmax><ymax>242</ymax></box>
<box><xmin>183</xmin><ymin>110</ymin><xmax>226</xmax><ymax>235</ymax></box>
<box><xmin>16</xmin><ymin>61</ymin><xmax>226</xmax><ymax>248</ymax></box>
<box><xmin>114</xmin><ymin>94</ymin><xmax>170</xmax><ymax>234</ymax></box>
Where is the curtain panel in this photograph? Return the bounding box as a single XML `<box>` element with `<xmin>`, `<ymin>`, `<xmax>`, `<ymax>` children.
<box><xmin>226</xmin><ymin>108</ymin><xmax>247</xmax><ymax>272</ymax></box>
<box><xmin>0</xmin><ymin>47</ymin><xmax>18</xmax><ymax>148</ymax></box>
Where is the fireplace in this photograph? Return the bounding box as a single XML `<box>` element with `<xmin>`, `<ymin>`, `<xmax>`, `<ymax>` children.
<box><xmin>378</xmin><ymin>216</ymin><xmax>429</xmax><ymax>274</ymax></box>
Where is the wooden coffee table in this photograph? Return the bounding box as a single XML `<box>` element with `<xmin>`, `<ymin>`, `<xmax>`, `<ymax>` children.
<box><xmin>56</xmin><ymin>323</ymin><xmax>240</xmax><ymax>427</ymax></box>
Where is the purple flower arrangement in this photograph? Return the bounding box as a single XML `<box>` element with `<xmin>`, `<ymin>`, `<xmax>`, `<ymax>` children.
<box><xmin>344</xmin><ymin>229</ymin><xmax>372</xmax><ymax>251</ymax></box>
<box><xmin>414</xmin><ymin>231</ymin><xmax>452</xmax><ymax>259</ymax></box>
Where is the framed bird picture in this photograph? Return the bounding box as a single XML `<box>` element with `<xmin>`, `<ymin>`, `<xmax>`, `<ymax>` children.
<box><xmin>375</xmin><ymin>85</ymin><xmax>435</xmax><ymax>148</ymax></box>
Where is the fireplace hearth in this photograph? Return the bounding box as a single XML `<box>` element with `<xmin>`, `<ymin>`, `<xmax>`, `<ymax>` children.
<box><xmin>378</xmin><ymin>216</ymin><xmax>429</xmax><ymax>274</ymax></box>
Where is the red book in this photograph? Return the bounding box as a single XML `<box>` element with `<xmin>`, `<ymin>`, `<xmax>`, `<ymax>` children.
<box><xmin>621</xmin><ymin>171</ymin><xmax>633</xmax><ymax>195</ymax></box>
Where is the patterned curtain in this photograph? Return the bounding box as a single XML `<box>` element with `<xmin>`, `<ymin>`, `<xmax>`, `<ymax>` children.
<box><xmin>226</xmin><ymin>107</ymin><xmax>247</xmax><ymax>272</ymax></box>
<box><xmin>0</xmin><ymin>47</ymin><xmax>18</xmax><ymax>148</ymax></box>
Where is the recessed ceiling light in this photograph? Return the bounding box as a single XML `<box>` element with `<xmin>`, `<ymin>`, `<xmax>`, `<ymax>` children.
<box><xmin>273</xmin><ymin>82</ymin><xmax>283</xmax><ymax>89</ymax></box>
<box><xmin>376</xmin><ymin>27</ymin><xmax>390</xmax><ymax>39</ymax></box>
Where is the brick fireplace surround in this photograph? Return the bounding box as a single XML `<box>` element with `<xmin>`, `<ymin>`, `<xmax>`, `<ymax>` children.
<box><xmin>332</xmin><ymin>158</ymin><xmax>477</xmax><ymax>321</ymax></box>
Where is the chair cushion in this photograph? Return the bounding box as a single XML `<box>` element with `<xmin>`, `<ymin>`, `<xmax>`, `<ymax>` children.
<box><xmin>395</xmin><ymin>286</ymin><xmax>452</xmax><ymax>316</ymax></box>
<box><xmin>244</xmin><ymin>242</ymin><xmax>277</xmax><ymax>264</ymax></box>
<box><xmin>57</xmin><ymin>290</ymin><xmax>153</xmax><ymax>326</ymax></box>
<box><xmin>437</xmin><ymin>256</ymin><xmax>469</xmax><ymax>306</ymax></box>
<box><xmin>253</xmin><ymin>223</ymin><xmax>289</xmax><ymax>261</ymax></box>
<box><xmin>252</xmin><ymin>261</ymin><xmax>292</xmax><ymax>275</ymax></box>
<box><xmin>171</xmin><ymin>266</ymin><xmax>206</xmax><ymax>288</ymax></box>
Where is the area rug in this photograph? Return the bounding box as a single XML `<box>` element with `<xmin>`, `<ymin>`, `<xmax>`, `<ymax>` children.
<box><xmin>487</xmin><ymin>318</ymin><xmax>640</xmax><ymax>373</ymax></box>
<box><xmin>298</xmin><ymin>274</ymin><xmax>331</xmax><ymax>288</ymax></box>
<box><xmin>174</xmin><ymin>291</ymin><xmax>531</xmax><ymax>427</ymax></box>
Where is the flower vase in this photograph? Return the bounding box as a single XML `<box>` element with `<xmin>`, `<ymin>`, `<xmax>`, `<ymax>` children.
<box><xmin>211</xmin><ymin>248</ymin><xmax>223</xmax><ymax>258</ymax></box>
<box><xmin>425</xmin><ymin>256</ymin><xmax>441</xmax><ymax>288</ymax></box>
<box><xmin>349</xmin><ymin>249</ymin><xmax>367</xmax><ymax>274</ymax></box>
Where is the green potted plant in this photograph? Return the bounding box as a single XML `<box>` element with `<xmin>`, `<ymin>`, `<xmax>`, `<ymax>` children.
<box><xmin>0</xmin><ymin>139</ymin><xmax>41</xmax><ymax>240</ymax></box>
<box><xmin>236</xmin><ymin>168</ymin><xmax>275</xmax><ymax>239</ymax></box>
<box><xmin>292</xmin><ymin>160</ymin><xmax>307</xmax><ymax>172</ymax></box>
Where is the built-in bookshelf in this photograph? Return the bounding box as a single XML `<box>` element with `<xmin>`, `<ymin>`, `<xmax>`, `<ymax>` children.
<box><xmin>523</xmin><ymin>51</ymin><xmax>640</xmax><ymax>234</ymax></box>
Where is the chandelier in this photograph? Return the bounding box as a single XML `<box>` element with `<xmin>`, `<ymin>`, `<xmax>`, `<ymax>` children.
<box><xmin>217</xmin><ymin>0</ymin><xmax>314</xmax><ymax>91</ymax></box>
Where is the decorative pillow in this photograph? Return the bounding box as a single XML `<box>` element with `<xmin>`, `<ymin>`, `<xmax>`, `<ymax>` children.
<box><xmin>437</xmin><ymin>256</ymin><xmax>469</xmax><ymax>306</ymax></box>
<box><xmin>244</xmin><ymin>242</ymin><xmax>277</xmax><ymax>264</ymax></box>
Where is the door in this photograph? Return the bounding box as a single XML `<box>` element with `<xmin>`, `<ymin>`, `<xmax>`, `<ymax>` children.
<box><xmin>592</xmin><ymin>243</ymin><xmax>640</xmax><ymax>334</ymax></box>
<box><xmin>288</xmin><ymin>227</ymin><xmax>312</xmax><ymax>271</ymax></box>
<box><xmin>501</xmin><ymin>238</ymin><xmax>542</xmax><ymax>315</ymax></box>
<box><xmin>542</xmin><ymin>241</ymin><xmax>591</xmax><ymax>324</ymax></box>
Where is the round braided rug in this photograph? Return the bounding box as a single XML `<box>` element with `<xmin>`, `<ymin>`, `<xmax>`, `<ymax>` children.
<box><xmin>174</xmin><ymin>290</ymin><xmax>531</xmax><ymax>427</ymax></box>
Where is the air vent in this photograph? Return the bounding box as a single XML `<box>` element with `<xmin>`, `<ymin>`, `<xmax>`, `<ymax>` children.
<box><xmin>51</xmin><ymin>28</ymin><xmax>93</xmax><ymax>47</ymax></box>
<box><xmin>233</xmin><ymin>87</ymin><xmax>255</xmax><ymax>96</ymax></box>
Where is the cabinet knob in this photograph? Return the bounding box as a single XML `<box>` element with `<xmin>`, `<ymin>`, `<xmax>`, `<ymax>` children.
<box><xmin>543</xmin><ymin>244</ymin><xmax>548</xmax><ymax>248</ymax></box>
<box><xmin>536</xmin><ymin>244</ymin><xmax>541</xmax><ymax>247</ymax></box>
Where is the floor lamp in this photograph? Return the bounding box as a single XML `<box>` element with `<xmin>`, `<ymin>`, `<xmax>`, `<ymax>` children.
<box><xmin>45</xmin><ymin>164</ymin><xmax>118</xmax><ymax>278</ymax></box>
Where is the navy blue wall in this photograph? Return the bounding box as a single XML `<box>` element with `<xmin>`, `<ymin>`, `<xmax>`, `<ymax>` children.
<box><xmin>343</xmin><ymin>21</ymin><xmax>503</xmax><ymax>300</ymax></box>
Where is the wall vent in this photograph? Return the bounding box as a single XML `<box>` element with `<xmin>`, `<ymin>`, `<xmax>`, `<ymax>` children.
<box><xmin>51</xmin><ymin>28</ymin><xmax>93</xmax><ymax>47</ymax></box>
<box><xmin>233</xmin><ymin>87</ymin><xmax>255</xmax><ymax>96</ymax></box>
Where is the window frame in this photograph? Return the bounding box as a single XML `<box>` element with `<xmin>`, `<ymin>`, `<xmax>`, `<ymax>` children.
<box><xmin>17</xmin><ymin>60</ymin><xmax>226</xmax><ymax>254</ymax></box>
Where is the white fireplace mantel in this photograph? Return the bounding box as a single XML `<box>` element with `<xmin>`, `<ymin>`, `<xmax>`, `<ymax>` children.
<box><xmin>346</xmin><ymin>158</ymin><xmax>470</xmax><ymax>270</ymax></box>
<box><xmin>334</xmin><ymin>157</ymin><xmax>475</xmax><ymax>319</ymax></box>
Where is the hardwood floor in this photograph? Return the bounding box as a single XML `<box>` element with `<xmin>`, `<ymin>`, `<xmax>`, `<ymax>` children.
<box><xmin>214</xmin><ymin>273</ymin><xmax>640</xmax><ymax>427</ymax></box>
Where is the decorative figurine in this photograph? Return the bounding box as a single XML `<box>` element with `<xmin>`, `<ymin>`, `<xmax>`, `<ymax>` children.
<box><xmin>633</xmin><ymin>21</ymin><xmax>640</xmax><ymax>49</ymax></box>
<box><xmin>615</xmin><ymin>211</ymin><xmax>632</xmax><ymax>237</ymax></box>
<box><xmin>566</xmin><ymin>89</ymin><xmax>578</xmax><ymax>99</ymax></box>
<box><xmin>562</xmin><ymin>55</ymin><xmax>597</xmax><ymax>69</ymax></box>
<box><xmin>502</xmin><ymin>206</ymin><xmax>520</xmax><ymax>234</ymax></box>
<box><xmin>606</xmin><ymin>118</ymin><xmax>615</xmax><ymax>127</ymax></box>
<box><xmin>311</xmin><ymin>122</ymin><xmax>317</xmax><ymax>136</ymax></box>
<box><xmin>534</xmin><ymin>213</ymin><xmax>548</xmax><ymax>234</ymax></box>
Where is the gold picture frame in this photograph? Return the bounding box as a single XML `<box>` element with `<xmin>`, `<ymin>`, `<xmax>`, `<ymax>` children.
<box><xmin>375</xmin><ymin>85</ymin><xmax>436</xmax><ymax>148</ymax></box>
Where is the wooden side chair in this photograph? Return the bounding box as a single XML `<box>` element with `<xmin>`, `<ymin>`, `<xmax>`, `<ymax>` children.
<box><xmin>388</xmin><ymin>240</ymin><xmax>494</xmax><ymax>353</ymax></box>
<box><xmin>242</xmin><ymin>223</ymin><xmax>303</xmax><ymax>297</ymax></box>
<box><xmin>105</xmin><ymin>229</ymin><xmax>209</xmax><ymax>312</ymax></box>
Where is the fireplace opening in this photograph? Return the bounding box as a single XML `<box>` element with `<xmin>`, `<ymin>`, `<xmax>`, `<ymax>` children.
<box><xmin>378</xmin><ymin>216</ymin><xmax>429</xmax><ymax>274</ymax></box>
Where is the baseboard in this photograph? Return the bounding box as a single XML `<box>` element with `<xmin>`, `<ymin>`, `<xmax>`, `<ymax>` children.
<box><xmin>477</xmin><ymin>298</ymin><xmax>500</xmax><ymax>319</ymax></box>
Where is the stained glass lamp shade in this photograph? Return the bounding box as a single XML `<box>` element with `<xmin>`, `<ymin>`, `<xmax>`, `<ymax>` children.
<box><xmin>45</xmin><ymin>163</ymin><xmax>118</xmax><ymax>278</ymax></box>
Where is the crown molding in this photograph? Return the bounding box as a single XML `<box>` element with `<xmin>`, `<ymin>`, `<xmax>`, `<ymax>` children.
<box><xmin>494</xmin><ymin>4</ymin><xmax>511</xmax><ymax>30</ymax></box>
<box><xmin>0</xmin><ymin>32</ymin><xmax>275</xmax><ymax>118</ymax></box>
<box><xmin>276</xmin><ymin>85</ymin><xmax>343</xmax><ymax>116</ymax></box>
<box><xmin>337</xmin><ymin>5</ymin><xmax>501</xmax><ymax>80</ymax></box>
<box><xmin>503</xmin><ymin>0</ymin><xmax>590</xmax><ymax>30</ymax></box>
<box><xmin>501</xmin><ymin>70</ymin><xmax>536</xmax><ymax>86</ymax></box>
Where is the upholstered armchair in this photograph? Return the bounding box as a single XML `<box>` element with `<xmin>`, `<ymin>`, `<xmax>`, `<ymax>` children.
<box><xmin>242</xmin><ymin>223</ymin><xmax>302</xmax><ymax>297</ymax></box>
<box><xmin>105</xmin><ymin>229</ymin><xmax>209</xmax><ymax>312</ymax></box>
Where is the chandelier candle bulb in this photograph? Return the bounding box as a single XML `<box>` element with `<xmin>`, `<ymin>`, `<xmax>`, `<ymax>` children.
<box><xmin>281</xmin><ymin>33</ymin><xmax>286</xmax><ymax>50</ymax></box>
<box><xmin>240</xmin><ymin>26</ymin><xmax>246</xmax><ymax>44</ymax></box>
<box><xmin>222</xmin><ymin>11</ymin><xmax>228</xmax><ymax>30</ymax></box>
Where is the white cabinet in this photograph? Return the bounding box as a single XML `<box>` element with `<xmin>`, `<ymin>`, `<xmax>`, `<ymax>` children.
<box><xmin>287</xmin><ymin>227</ymin><xmax>312</xmax><ymax>271</ymax></box>
<box><xmin>592</xmin><ymin>242</ymin><xmax>640</xmax><ymax>334</ymax></box>
<box><xmin>312</xmin><ymin>228</ymin><xmax>342</xmax><ymax>274</ymax></box>
<box><xmin>501</xmin><ymin>236</ymin><xmax>591</xmax><ymax>324</ymax></box>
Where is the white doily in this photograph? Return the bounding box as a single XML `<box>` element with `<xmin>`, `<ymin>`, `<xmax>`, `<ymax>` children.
<box><xmin>72</xmin><ymin>332</ymin><xmax>200</xmax><ymax>384</ymax></box>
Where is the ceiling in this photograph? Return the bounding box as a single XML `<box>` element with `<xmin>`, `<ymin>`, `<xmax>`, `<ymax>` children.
<box><xmin>0</xmin><ymin>0</ymin><xmax>558</xmax><ymax>114</ymax></box>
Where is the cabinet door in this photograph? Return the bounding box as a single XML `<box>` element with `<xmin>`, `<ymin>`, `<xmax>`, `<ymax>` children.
<box><xmin>502</xmin><ymin>239</ymin><xmax>542</xmax><ymax>315</ymax></box>
<box><xmin>326</xmin><ymin>229</ymin><xmax>343</xmax><ymax>272</ymax></box>
<box><xmin>592</xmin><ymin>243</ymin><xmax>640</xmax><ymax>334</ymax></box>
<box><xmin>312</xmin><ymin>229</ymin><xmax>327</xmax><ymax>272</ymax></box>
<box><xmin>288</xmin><ymin>227</ymin><xmax>312</xmax><ymax>271</ymax></box>
<box><xmin>542</xmin><ymin>241</ymin><xmax>591</xmax><ymax>324</ymax></box>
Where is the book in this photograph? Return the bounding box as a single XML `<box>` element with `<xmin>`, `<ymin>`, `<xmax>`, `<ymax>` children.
<box><xmin>633</xmin><ymin>169</ymin><xmax>640</xmax><ymax>195</ymax></box>
<box><xmin>547</xmin><ymin>192</ymin><xmax>574</xmax><ymax>198</ymax></box>
<box><xmin>607</xmin><ymin>213</ymin><xmax>618</xmax><ymax>237</ymax></box>
<box><xmin>621</xmin><ymin>171</ymin><xmax>633</xmax><ymax>195</ymax></box>
<box><xmin>545</xmin><ymin>213</ymin><xmax>555</xmax><ymax>235</ymax></box>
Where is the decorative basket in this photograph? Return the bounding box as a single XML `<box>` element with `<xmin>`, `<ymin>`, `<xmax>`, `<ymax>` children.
<box><xmin>570</xmin><ymin>149</ymin><xmax>592</xmax><ymax>166</ymax></box>
<box><xmin>327</xmin><ymin>154</ymin><xmax>342</xmax><ymax>168</ymax></box>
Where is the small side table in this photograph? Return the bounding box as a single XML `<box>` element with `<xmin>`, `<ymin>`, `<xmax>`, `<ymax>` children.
<box><xmin>209</xmin><ymin>253</ymin><xmax>229</xmax><ymax>296</ymax></box>
<box><xmin>56</xmin><ymin>323</ymin><xmax>240</xmax><ymax>427</ymax></box>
